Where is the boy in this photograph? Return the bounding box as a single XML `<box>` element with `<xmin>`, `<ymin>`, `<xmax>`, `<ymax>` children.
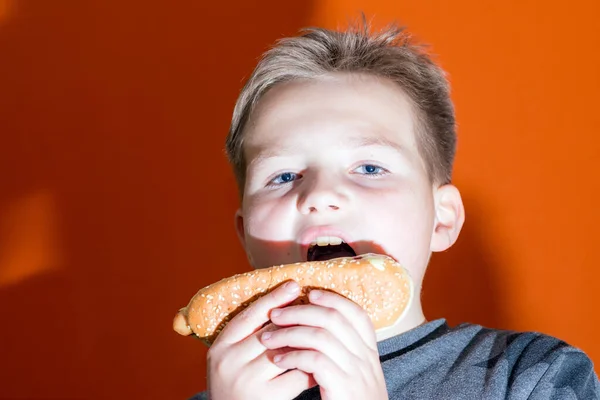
<box><xmin>191</xmin><ymin>19</ymin><xmax>599</xmax><ymax>399</ymax></box>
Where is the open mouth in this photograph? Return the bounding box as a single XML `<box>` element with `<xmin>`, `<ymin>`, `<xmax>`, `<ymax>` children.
<box><xmin>307</xmin><ymin>236</ymin><xmax>357</xmax><ymax>262</ymax></box>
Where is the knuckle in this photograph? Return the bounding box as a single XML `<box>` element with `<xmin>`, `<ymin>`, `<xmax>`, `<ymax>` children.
<box><xmin>314</xmin><ymin>327</ymin><xmax>329</xmax><ymax>341</ymax></box>
<box><xmin>207</xmin><ymin>344</ymin><xmax>221</xmax><ymax>359</ymax></box>
<box><xmin>326</xmin><ymin>308</ymin><xmax>344</xmax><ymax>324</ymax></box>
<box><xmin>238</xmin><ymin>304</ymin><xmax>257</xmax><ymax>322</ymax></box>
<box><xmin>324</xmin><ymin>307</ymin><xmax>336</xmax><ymax>318</ymax></box>
<box><xmin>207</xmin><ymin>343</ymin><xmax>230</xmax><ymax>366</ymax></box>
<box><xmin>207</xmin><ymin>349</ymin><xmax>226</xmax><ymax>371</ymax></box>
<box><xmin>311</xmin><ymin>351</ymin><xmax>327</xmax><ymax>366</ymax></box>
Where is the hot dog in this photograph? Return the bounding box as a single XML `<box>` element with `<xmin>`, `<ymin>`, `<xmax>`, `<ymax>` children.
<box><xmin>173</xmin><ymin>253</ymin><xmax>413</xmax><ymax>346</ymax></box>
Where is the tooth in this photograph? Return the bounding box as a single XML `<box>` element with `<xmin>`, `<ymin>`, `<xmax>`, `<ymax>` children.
<box><xmin>329</xmin><ymin>236</ymin><xmax>342</xmax><ymax>245</ymax></box>
<box><xmin>312</xmin><ymin>236</ymin><xmax>344</xmax><ymax>246</ymax></box>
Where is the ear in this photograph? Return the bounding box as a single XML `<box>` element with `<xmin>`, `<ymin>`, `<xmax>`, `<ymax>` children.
<box><xmin>430</xmin><ymin>184</ymin><xmax>465</xmax><ymax>252</ymax></box>
<box><xmin>234</xmin><ymin>208</ymin><xmax>246</xmax><ymax>248</ymax></box>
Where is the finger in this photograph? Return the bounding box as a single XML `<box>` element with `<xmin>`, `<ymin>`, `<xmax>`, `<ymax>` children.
<box><xmin>261</xmin><ymin>325</ymin><xmax>355</xmax><ymax>370</ymax></box>
<box><xmin>268</xmin><ymin>301</ymin><xmax>372</xmax><ymax>357</ymax></box>
<box><xmin>273</xmin><ymin>349</ymin><xmax>345</xmax><ymax>391</ymax></box>
<box><xmin>308</xmin><ymin>289</ymin><xmax>378</xmax><ymax>350</ymax></box>
<box><xmin>245</xmin><ymin>343</ymin><xmax>296</xmax><ymax>381</ymax></box>
<box><xmin>234</xmin><ymin>322</ymin><xmax>281</xmax><ymax>360</ymax></box>
<box><xmin>214</xmin><ymin>280</ymin><xmax>301</xmax><ymax>345</ymax></box>
<box><xmin>268</xmin><ymin>369</ymin><xmax>316</xmax><ymax>399</ymax></box>
<box><xmin>207</xmin><ymin>323</ymin><xmax>284</xmax><ymax>378</ymax></box>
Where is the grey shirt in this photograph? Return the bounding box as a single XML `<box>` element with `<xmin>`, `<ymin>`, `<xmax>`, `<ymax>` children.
<box><xmin>191</xmin><ymin>319</ymin><xmax>599</xmax><ymax>399</ymax></box>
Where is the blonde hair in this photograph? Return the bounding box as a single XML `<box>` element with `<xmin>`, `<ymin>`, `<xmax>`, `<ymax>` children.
<box><xmin>225</xmin><ymin>18</ymin><xmax>456</xmax><ymax>194</ymax></box>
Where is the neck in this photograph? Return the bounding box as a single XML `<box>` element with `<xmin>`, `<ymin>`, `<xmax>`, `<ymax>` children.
<box><xmin>375</xmin><ymin>290</ymin><xmax>426</xmax><ymax>342</ymax></box>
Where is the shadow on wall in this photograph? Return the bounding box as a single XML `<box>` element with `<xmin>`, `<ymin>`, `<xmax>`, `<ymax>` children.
<box><xmin>0</xmin><ymin>1</ymin><xmax>315</xmax><ymax>399</ymax></box>
<box><xmin>423</xmin><ymin>192</ymin><xmax>507</xmax><ymax>329</ymax></box>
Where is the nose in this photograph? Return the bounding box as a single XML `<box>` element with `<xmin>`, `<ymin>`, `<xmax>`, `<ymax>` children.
<box><xmin>297</xmin><ymin>175</ymin><xmax>347</xmax><ymax>215</ymax></box>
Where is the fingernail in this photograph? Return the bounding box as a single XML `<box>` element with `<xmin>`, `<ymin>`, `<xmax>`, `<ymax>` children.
<box><xmin>261</xmin><ymin>332</ymin><xmax>272</xmax><ymax>341</ymax></box>
<box><xmin>284</xmin><ymin>281</ymin><xmax>300</xmax><ymax>294</ymax></box>
<box><xmin>310</xmin><ymin>290</ymin><xmax>323</xmax><ymax>300</ymax></box>
<box><xmin>273</xmin><ymin>354</ymin><xmax>283</xmax><ymax>363</ymax></box>
<box><xmin>271</xmin><ymin>309</ymin><xmax>282</xmax><ymax>318</ymax></box>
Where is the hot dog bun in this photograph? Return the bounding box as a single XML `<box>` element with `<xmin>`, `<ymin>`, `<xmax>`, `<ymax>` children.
<box><xmin>173</xmin><ymin>253</ymin><xmax>413</xmax><ymax>346</ymax></box>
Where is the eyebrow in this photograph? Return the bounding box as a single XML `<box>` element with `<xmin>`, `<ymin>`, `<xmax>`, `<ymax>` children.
<box><xmin>343</xmin><ymin>135</ymin><xmax>405</xmax><ymax>155</ymax></box>
<box><xmin>246</xmin><ymin>146</ymin><xmax>294</xmax><ymax>170</ymax></box>
<box><xmin>248</xmin><ymin>134</ymin><xmax>406</xmax><ymax>168</ymax></box>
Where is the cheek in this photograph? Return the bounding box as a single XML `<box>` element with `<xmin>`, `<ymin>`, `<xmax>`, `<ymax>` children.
<box><xmin>362</xmin><ymin>187</ymin><xmax>434</xmax><ymax>269</ymax></box>
<box><xmin>243</xmin><ymin>196</ymin><xmax>295</xmax><ymax>240</ymax></box>
<box><xmin>370</xmin><ymin>198</ymin><xmax>432</xmax><ymax>239</ymax></box>
<box><xmin>242</xmin><ymin>196</ymin><xmax>300</xmax><ymax>268</ymax></box>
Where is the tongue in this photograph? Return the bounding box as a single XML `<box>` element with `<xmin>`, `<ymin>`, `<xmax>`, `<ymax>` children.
<box><xmin>308</xmin><ymin>243</ymin><xmax>356</xmax><ymax>262</ymax></box>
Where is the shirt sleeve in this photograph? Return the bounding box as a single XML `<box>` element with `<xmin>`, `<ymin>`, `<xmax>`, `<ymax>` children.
<box><xmin>527</xmin><ymin>346</ymin><xmax>600</xmax><ymax>399</ymax></box>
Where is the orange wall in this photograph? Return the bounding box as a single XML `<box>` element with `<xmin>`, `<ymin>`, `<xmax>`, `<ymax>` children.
<box><xmin>0</xmin><ymin>1</ymin><xmax>598</xmax><ymax>399</ymax></box>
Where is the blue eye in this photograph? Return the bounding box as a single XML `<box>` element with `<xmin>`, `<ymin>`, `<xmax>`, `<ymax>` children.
<box><xmin>356</xmin><ymin>164</ymin><xmax>385</xmax><ymax>175</ymax></box>
<box><xmin>270</xmin><ymin>172</ymin><xmax>298</xmax><ymax>186</ymax></box>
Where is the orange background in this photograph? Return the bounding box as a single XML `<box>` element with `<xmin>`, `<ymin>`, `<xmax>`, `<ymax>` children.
<box><xmin>1</xmin><ymin>1</ymin><xmax>598</xmax><ymax>399</ymax></box>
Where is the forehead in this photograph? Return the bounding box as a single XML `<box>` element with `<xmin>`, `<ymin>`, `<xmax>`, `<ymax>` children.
<box><xmin>243</xmin><ymin>73</ymin><xmax>420</xmax><ymax>160</ymax></box>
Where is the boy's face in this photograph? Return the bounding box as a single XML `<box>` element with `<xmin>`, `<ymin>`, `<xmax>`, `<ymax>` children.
<box><xmin>235</xmin><ymin>73</ymin><xmax>463</xmax><ymax>287</ymax></box>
